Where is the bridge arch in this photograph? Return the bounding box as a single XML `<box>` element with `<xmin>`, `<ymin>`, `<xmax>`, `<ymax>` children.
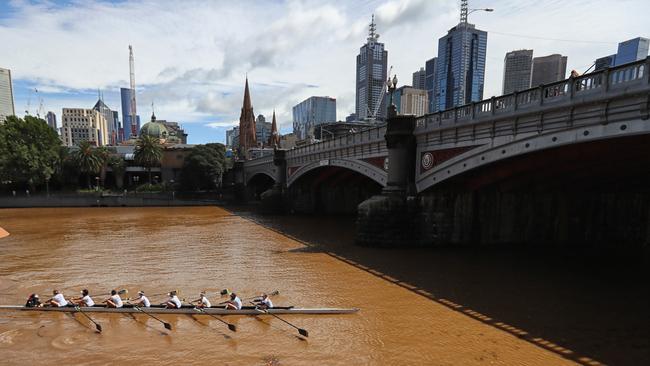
<box><xmin>287</xmin><ymin>158</ymin><xmax>387</xmax><ymax>188</ymax></box>
<box><xmin>416</xmin><ymin>119</ymin><xmax>650</xmax><ymax>193</ymax></box>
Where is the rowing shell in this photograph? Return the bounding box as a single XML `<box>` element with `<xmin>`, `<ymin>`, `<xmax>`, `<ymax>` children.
<box><xmin>0</xmin><ymin>305</ymin><xmax>359</xmax><ymax>315</ymax></box>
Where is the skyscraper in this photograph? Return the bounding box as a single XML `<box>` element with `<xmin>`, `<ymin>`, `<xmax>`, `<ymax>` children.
<box><xmin>425</xmin><ymin>57</ymin><xmax>437</xmax><ymax>113</ymax></box>
<box><xmin>355</xmin><ymin>15</ymin><xmax>388</xmax><ymax>121</ymax></box>
<box><xmin>502</xmin><ymin>49</ymin><xmax>533</xmax><ymax>94</ymax></box>
<box><xmin>0</xmin><ymin>67</ymin><xmax>15</xmax><ymax>124</ymax></box>
<box><xmin>614</xmin><ymin>37</ymin><xmax>649</xmax><ymax>66</ymax></box>
<box><xmin>595</xmin><ymin>54</ymin><xmax>617</xmax><ymax>71</ymax></box>
<box><xmin>238</xmin><ymin>77</ymin><xmax>256</xmax><ymax>158</ymax></box>
<box><xmin>435</xmin><ymin>22</ymin><xmax>487</xmax><ymax>111</ymax></box>
<box><xmin>292</xmin><ymin>96</ymin><xmax>337</xmax><ymax>140</ymax></box>
<box><xmin>531</xmin><ymin>54</ymin><xmax>567</xmax><ymax>86</ymax></box>
<box><xmin>412</xmin><ymin>67</ymin><xmax>426</xmax><ymax>90</ymax></box>
<box><xmin>93</xmin><ymin>98</ymin><xmax>118</xmax><ymax>145</ymax></box>
<box><xmin>120</xmin><ymin>87</ymin><xmax>140</xmax><ymax>140</ymax></box>
<box><xmin>60</xmin><ymin>108</ymin><xmax>109</xmax><ymax>147</ymax></box>
<box><xmin>46</xmin><ymin>111</ymin><xmax>57</xmax><ymax>131</ymax></box>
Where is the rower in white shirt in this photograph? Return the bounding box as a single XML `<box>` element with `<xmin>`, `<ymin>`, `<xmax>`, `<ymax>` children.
<box><xmin>47</xmin><ymin>290</ymin><xmax>68</xmax><ymax>307</ymax></box>
<box><xmin>165</xmin><ymin>291</ymin><xmax>182</xmax><ymax>309</ymax></box>
<box><xmin>130</xmin><ymin>291</ymin><xmax>151</xmax><ymax>307</ymax></box>
<box><xmin>71</xmin><ymin>289</ymin><xmax>95</xmax><ymax>307</ymax></box>
<box><xmin>190</xmin><ymin>292</ymin><xmax>211</xmax><ymax>309</ymax></box>
<box><xmin>224</xmin><ymin>292</ymin><xmax>242</xmax><ymax>310</ymax></box>
<box><xmin>104</xmin><ymin>289</ymin><xmax>123</xmax><ymax>308</ymax></box>
<box><xmin>253</xmin><ymin>293</ymin><xmax>273</xmax><ymax>310</ymax></box>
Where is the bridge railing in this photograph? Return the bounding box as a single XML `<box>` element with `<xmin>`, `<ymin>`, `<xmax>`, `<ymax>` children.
<box><xmin>285</xmin><ymin>125</ymin><xmax>387</xmax><ymax>162</ymax></box>
<box><xmin>415</xmin><ymin>57</ymin><xmax>650</xmax><ymax>133</ymax></box>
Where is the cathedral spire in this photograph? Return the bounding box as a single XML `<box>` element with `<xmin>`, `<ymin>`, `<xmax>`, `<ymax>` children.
<box><xmin>269</xmin><ymin>109</ymin><xmax>280</xmax><ymax>148</ymax></box>
<box><xmin>238</xmin><ymin>76</ymin><xmax>256</xmax><ymax>159</ymax></box>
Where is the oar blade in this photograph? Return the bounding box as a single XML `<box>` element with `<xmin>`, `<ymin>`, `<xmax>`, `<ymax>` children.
<box><xmin>164</xmin><ymin>322</ymin><xmax>172</xmax><ymax>331</ymax></box>
<box><xmin>228</xmin><ymin>323</ymin><xmax>237</xmax><ymax>332</ymax></box>
<box><xmin>298</xmin><ymin>328</ymin><xmax>309</xmax><ymax>337</ymax></box>
<box><xmin>95</xmin><ymin>323</ymin><xmax>103</xmax><ymax>333</ymax></box>
<box><xmin>118</xmin><ymin>289</ymin><xmax>128</xmax><ymax>295</ymax></box>
<box><xmin>270</xmin><ymin>290</ymin><xmax>280</xmax><ymax>296</ymax></box>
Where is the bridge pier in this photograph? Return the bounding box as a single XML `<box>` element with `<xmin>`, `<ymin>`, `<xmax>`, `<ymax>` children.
<box><xmin>260</xmin><ymin>149</ymin><xmax>288</xmax><ymax>213</ymax></box>
<box><xmin>356</xmin><ymin>113</ymin><xmax>424</xmax><ymax>247</ymax></box>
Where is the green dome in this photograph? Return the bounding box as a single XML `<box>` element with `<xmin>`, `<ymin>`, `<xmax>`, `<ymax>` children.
<box><xmin>140</xmin><ymin>121</ymin><xmax>169</xmax><ymax>139</ymax></box>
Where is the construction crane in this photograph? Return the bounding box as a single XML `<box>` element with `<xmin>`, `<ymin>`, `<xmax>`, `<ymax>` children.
<box><xmin>36</xmin><ymin>89</ymin><xmax>45</xmax><ymax>118</ymax></box>
<box><xmin>369</xmin><ymin>65</ymin><xmax>393</xmax><ymax>121</ymax></box>
<box><xmin>24</xmin><ymin>88</ymin><xmax>34</xmax><ymax>115</ymax></box>
<box><xmin>129</xmin><ymin>45</ymin><xmax>138</xmax><ymax>137</ymax></box>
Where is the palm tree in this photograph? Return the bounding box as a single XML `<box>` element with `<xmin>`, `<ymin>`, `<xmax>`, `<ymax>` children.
<box><xmin>134</xmin><ymin>135</ymin><xmax>163</xmax><ymax>184</ymax></box>
<box><xmin>72</xmin><ymin>141</ymin><xmax>104</xmax><ymax>189</ymax></box>
<box><xmin>108</xmin><ymin>156</ymin><xmax>126</xmax><ymax>189</ymax></box>
<box><xmin>95</xmin><ymin>146</ymin><xmax>111</xmax><ymax>188</ymax></box>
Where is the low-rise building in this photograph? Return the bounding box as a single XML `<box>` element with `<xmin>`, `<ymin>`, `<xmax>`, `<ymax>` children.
<box><xmin>393</xmin><ymin>86</ymin><xmax>428</xmax><ymax>116</ymax></box>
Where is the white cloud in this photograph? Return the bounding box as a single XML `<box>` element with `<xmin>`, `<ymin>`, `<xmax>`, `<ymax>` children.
<box><xmin>1</xmin><ymin>0</ymin><xmax>648</xmax><ymax>144</ymax></box>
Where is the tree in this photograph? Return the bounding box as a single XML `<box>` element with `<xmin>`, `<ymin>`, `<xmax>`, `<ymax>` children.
<box><xmin>108</xmin><ymin>156</ymin><xmax>126</xmax><ymax>189</ymax></box>
<box><xmin>0</xmin><ymin>115</ymin><xmax>61</xmax><ymax>190</ymax></box>
<box><xmin>180</xmin><ymin>143</ymin><xmax>226</xmax><ymax>191</ymax></box>
<box><xmin>71</xmin><ymin>141</ymin><xmax>105</xmax><ymax>189</ymax></box>
<box><xmin>134</xmin><ymin>135</ymin><xmax>163</xmax><ymax>184</ymax></box>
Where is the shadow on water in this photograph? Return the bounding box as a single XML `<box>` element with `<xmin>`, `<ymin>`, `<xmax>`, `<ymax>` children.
<box><xmin>225</xmin><ymin>205</ymin><xmax>650</xmax><ymax>366</ymax></box>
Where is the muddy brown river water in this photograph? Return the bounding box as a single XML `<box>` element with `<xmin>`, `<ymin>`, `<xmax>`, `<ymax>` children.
<box><xmin>0</xmin><ymin>207</ymin><xmax>645</xmax><ymax>365</ymax></box>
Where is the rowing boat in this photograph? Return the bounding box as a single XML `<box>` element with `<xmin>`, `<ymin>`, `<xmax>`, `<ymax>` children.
<box><xmin>0</xmin><ymin>305</ymin><xmax>359</xmax><ymax>315</ymax></box>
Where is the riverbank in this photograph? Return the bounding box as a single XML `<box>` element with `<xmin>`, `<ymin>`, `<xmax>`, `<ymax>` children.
<box><xmin>0</xmin><ymin>193</ymin><xmax>221</xmax><ymax>208</ymax></box>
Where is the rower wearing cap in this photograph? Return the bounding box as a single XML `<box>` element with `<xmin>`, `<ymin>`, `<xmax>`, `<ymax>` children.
<box><xmin>71</xmin><ymin>289</ymin><xmax>95</xmax><ymax>307</ymax></box>
<box><xmin>47</xmin><ymin>290</ymin><xmax>69</xmax><ymax>307</ymax></box>
<box><xmin>165</xmin><ymin>291</ymin><xmax>182</xmax><ymax>309</ymax></box>
<box><xmin>25</xmin><ymin>293</ymin><xmax>42</xmax><ymax>308</ymax></box>
<box><xmin>224</xmin><ymin>292</ymin><xmax>242</xmax><ymax>310</ymax></box>
<box><xmin>104</xmin><ymin>289</ymin><xmax>123</xmax><ymax>308</ymax></box>
<box><xmin>191</xmin><ymin>292</ymin><xmax>211</xmax><ymax>309</ymax></box>
<box><xmin>130</xmin><ymin>291</ymin><xmax>151</xmax><ymax>307</ymax></box>
<box><xmin>253</xmin><ymin>293</ymin><xmax>273</xmax><ymax>310</ymax></box>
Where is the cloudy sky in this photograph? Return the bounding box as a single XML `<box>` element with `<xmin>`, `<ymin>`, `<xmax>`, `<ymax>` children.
<box><xmin>1</xmin><ymin>0</ymin><xmax>648</xmax><ymax>144</ymax></box>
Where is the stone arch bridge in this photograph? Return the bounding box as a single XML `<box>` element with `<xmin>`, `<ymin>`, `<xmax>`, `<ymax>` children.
<box><xmin>233</xmin><ymin>58</ymin><xmax>650</xmax><ymax>247</ymax></box>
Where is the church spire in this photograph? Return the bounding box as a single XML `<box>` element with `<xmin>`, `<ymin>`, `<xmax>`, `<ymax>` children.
<box><xmin>238</xmin><ymin>76</ymin><xmax>256</xmax><ymax>159</ymax></box>
<box><xmin>269</xmin><ymin>109</ymin><xmax>280</xmax><ymax>148</ymax></box>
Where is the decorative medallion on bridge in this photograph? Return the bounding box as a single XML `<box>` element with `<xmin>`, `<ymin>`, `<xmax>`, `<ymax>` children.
<box><xmin>421</xmin><ymin>152</ymin><xmax>434</xmax><ymax>170</ymax></box>
<box><xmin>419</xmin><ymin>146</ymin><xmax>479</xmax><ymax>174</ymax></box>
<box><xmin>383</xmin><ymin>157</ymin><xmax>389</xmax><ymax>171</ymax></box>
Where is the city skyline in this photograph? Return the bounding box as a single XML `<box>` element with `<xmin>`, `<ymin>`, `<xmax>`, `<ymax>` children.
<box><xmin>1</xmin><ymin>0</ymin><xmax>648</xmax><ymax>144</ymax></box>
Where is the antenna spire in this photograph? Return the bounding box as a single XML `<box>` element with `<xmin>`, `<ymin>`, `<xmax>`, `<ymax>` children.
<box><xmin>460</xmin><ymin>0</ymin><xmax>468</xmax><ymax>23</ymax></box>
<box><xmin>129</xmin><ymin>45</ymin><xmax>137</xmax><ymax>137</ymax></box>
<box><xmin>367</xmin><ymin>14</ymin><xmax>379</xmax><ymax>42</ymax></box>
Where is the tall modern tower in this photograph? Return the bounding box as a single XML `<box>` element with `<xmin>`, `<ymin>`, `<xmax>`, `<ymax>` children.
<box><xmin>531</xmin><ymin>54</ymin><xmax>567</xmax><ymax>86</ymax></box>
<box><xmin>0</xmin><ymin>67</ymin><xmax>15</xmax><ymax>124</ymax></box>
<box><xmin>614</xmin><ymin>37</ymin><xmax>649</xmax><ymax>66</ymax></box>
<box><xmin>412</xmin><ymin>67</ymin><xmax>426</xmax><ymax>90</ymax></box>
<box><xmin>435</xmin><ymin>9</ymin><xmax>487</xmax><ymax>111</ymax></box>
<box><xmin>120</xmin><ymin>88</ymin><xmax>140</xmax><ymax>140</ymax></box>
<box><xmin>425</xmin><ymin>57</ymin><xmax>437</xmax><ymax>113</ymax></box>
<box><xmin>502</xmin><ymin>49</ymin><xmax>533</xmax><ymax>94</ymax></box>
<box><xmin>355</xmin><ymin>15</ymin><xmax>388</xmax><ymax>121</ymax></box>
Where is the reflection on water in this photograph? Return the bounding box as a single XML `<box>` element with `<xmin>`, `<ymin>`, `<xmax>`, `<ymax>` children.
<box><xmin>0</xmin><ymin>207</ymin><xmax>579</xmax><ymax>365</ymax></box>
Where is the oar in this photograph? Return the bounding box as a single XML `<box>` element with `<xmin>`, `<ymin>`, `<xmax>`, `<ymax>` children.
<box><xmin>132</xmin><ymin>305</ymin><xmax>172</xmax><ymax>330</ymax></box>
<box><xmin>192</xmin><ymin>306</ymin><xmax>237</xmax><ymax>332</ymax></box>
<box><xmin>251</xmin><ymin>302</ymin><xmax>308</xmax><ymax>337</ymax></box>
<box><xmin>74</xmin><ymin>305</ymin><xmax>102</xmax><ymax>333</ymax></box>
